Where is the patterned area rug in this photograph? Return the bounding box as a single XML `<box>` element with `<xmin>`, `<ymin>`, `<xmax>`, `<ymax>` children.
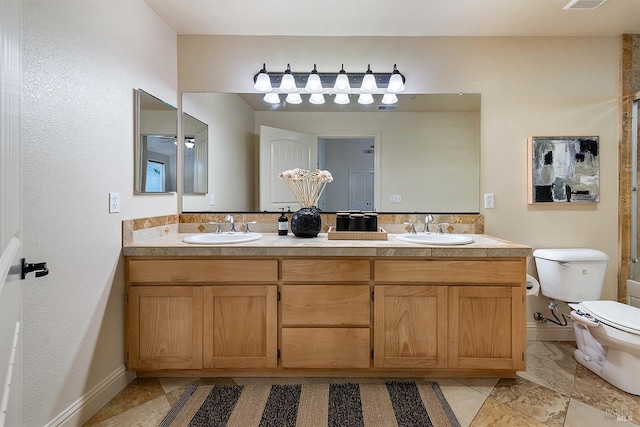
<box><xmin>159</xmin><ymin>381</ymin><xmax>460</xmax><ymax>427</ymax></box>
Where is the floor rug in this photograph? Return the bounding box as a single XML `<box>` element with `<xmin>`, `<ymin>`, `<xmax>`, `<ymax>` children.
<box><xmin>159</xmin><ymin>381</ymin><xmax>460</xmax><ymax>427</ymax></box>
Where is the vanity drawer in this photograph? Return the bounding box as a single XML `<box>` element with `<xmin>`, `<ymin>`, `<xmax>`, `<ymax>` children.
<box><xmin>281</xmin><ymin>328</ymin><xmax>370</xmax><ymax>368</ymax></box>
<box><xmin>282</xmin><ymin>259</ymin><xmax>370</xmax><ymax>282</ymax></box>
<box><xmin>127</xmin><ymin>259</ymin><xmax>278</xmax><ymax>283</ymax></box>
<box><xmin>281</xmin><ymin>285</ymin><xmax>370</xmax><ymax>326</ymax></box>
<box><xmin>375</xmin><ymin>259</ymin><xmax>525</xmax><ymax>284</ymax></box>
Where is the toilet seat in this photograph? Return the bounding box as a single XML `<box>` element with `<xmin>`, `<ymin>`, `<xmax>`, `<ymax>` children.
<box><xmin>580</xmin><ymin>300</ymin><xmax>640</xmax><ymax>335</ymax></box>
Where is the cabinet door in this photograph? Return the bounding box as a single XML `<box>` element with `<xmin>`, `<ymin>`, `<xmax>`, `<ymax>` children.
<box><xmin>448</xmin><ymin>286</ymin><xmax>526</xmax><ymax>370</ymax></box>
<box><xmin>203</xmin><ymin>285</ymin><xmax>277</xmax><ymax>369</ymax></box>
<box><xmin>128</xmin><ymin>286</ymin><xmax>203</xmax><ymax>370</ymax></box>
<box><xmin>373</xmin><ymin>285</ymin><xmax>448</xmax><ymax>368</ymax></box>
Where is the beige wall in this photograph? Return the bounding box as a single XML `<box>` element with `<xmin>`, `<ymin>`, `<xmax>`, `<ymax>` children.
<box><xmin>179</xmin><ymin>35</ymin><xmax>620</xmax><ymax>336</ymax></box>
<box><xmin>22</xmin><ymin>1</ymin><xmax>178</xmax><ymax>425</ymax></box>
<box><xmin>254</xmin><ymin>110</ymin><xmax>480</xmax><ymax>212</ymax></box>
<box><xmin>182</xmin><ymin>93</ymin><xmax>256</xmax><ymax>211</ymax></box>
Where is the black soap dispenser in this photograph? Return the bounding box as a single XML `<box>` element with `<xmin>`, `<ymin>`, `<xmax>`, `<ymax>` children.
<box><xmin>278</xmin><ymin>207</ymin><xmax>289</xmax><ymax>236</ymax></box>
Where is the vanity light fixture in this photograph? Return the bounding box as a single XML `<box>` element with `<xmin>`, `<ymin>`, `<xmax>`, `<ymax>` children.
<box><xmin>305</xmin><ymin>64</ymin><xmax>323</xmax><ymax>93</ymax></box>
<box><xmin>253</xmin><ymin>63</ymin><xmax>406</xmax><ymax>106</ymax></box>
<box><xmin>387</xmin><ymin>64</ymin><xmax>405</xmax><ymax>93</ymax></box>
<box><xmin>285</xmin><ymin>93</ymin><xmax>302</xmax><ymax>104</ymax></box>
<box><xmin>333</xmin><ymin>64</ymin><xmax>351</xmax><ymax>93</ymax></box>
<box><xmin>263</xmin><ymin>92</ymin><xmax>280</xmax><ymax>104</ymax></box>
<box><xmin>381</xmin><ymin>93</ymin><xmax>398</xmax><ymax>104</ymax></box>
<box><xmin>359</xmin><ymin>64</ymin><xmax>378</xmax><ymax>93</ymax></box>
<box><xmin>309</xmin><ymin>93</ymin><xmax>325</xmax><ymax>105</ymax></box>
<box><xmin>357</xmin><ymin>93</ymin><xmax>374</xmax><ymax>105</ymax></box>
<box><xmin>279</xmin><ymin>64</ymin><xmax>297</xmax><ymax>93</ymax></box>
<box><xmin>253</xmin><ymin>63</ymin><xmax>272</xmax><ymax>92</ymax></box>
<box><xmin>334</xmin><ymin>93</ymin><xmax>350</xmax><ymax>105</ymax></box>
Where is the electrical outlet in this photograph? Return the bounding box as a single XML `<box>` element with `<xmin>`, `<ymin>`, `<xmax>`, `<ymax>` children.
<box><xmin>484</xmin><ymin>193</ymin><xmax>495</xmax><ymax>209</ymax></box>
<box><xmin>210</xmin><ymin>193</ymin><xmax>216</xmax><ymax>206</ymax></box>
<box><xmin>109</xmin><ymin>192</ymin><xmax>120</xmax><ymax>213</ymax></box>
<box><xmin>390</xmin><ymin>194</ymin><xmax>402</xmax><ymax>203</ymax></box>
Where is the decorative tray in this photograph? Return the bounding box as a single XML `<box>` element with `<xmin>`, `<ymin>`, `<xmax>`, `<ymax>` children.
<box><xmin>327</xmin><ymin>226</ymin><xmax>388</xmax><ymax>241</ymax></box>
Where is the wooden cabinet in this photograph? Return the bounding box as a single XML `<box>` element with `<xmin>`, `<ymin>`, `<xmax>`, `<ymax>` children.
<box><xmin>203</xmin><ymin>285</ymin><xmax>277</xmax><ymax>369</ymax></box>
<box><xmin>126</xmin><ymin>258</ymin><xmax>278</xmax><ymax>371</ymax></box>
<box><xmin>125</xmin><ymin>255</ymin><xmax>526</xmax><ymax>376</ymax></box>
<box><xmin>128</xmin><ymin>286</ymin><xmax>203</xmax><ymax>370</ymax></box>
<box><xmin>280</xmin><ymin>259</ymin><xmax>371</xmax><ymax>368</ymax></box>
<box><xmin>448</xmin><ymin>286</ymin><xmax>526</xmax><ymax>370</ymax></box>
<box><xmin>373</xmin><ymin>285</ymin><xmax>448</xmax><ymax>368</ymax></box>
<box><xmin>373</xmin><ymin>258</ymin><xmax>526</xmax><ymax>371</ymax></box>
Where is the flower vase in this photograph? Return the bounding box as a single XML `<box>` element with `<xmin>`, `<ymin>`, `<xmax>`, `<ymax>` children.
<box><xmin>290</xmin><ymin>206</ymin><xmax>322</xmax><ymax>238</ymax></box>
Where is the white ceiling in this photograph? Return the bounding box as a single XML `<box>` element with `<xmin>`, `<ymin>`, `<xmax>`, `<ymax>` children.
<box><xmin>144</xmin><ymin>0</ymin><xmax>640</xmax><ymax>37</ymax></box>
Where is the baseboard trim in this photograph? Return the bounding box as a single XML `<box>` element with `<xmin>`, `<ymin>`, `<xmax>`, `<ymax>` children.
<box><xmin>46</xmin><ymin>365</ymin><xmax>136</xmax><ymax>427</ymax></box>
<box><xmin>526</xmin><ymin>321</ymin><xmax>574</xmax><ymax>341</ymax></box>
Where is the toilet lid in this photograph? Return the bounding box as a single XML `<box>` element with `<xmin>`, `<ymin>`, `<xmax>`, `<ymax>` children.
<box><xmin>581</xmin><ymin>300</ymin><xmax>640</xmax><ymax>334</ymax></box>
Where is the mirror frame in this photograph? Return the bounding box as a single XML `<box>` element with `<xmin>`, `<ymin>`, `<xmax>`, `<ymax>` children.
<box><xmin>134</xmin><ymin>88</ymin><xmax>178</xmax><ymax>194</ymax></box>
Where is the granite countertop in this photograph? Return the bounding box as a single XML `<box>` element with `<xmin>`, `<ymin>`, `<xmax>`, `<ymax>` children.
<box><xmin>122</xmin><ymin>232</ymin><xmax>532</xmax><ymax>258</ymax></box>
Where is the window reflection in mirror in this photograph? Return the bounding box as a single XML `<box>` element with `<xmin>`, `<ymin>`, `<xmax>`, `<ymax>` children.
<box><xmin>182</xmin><ymin>113</ymin><xmax>208</xmax><ymax>194</ymax></box>
<box><xmin>135</xmin><ymin>89</ymin><xmax>177</xmax><ymax>193</ymax></box>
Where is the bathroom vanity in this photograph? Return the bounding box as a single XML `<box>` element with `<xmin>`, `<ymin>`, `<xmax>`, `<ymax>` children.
<box><xmin>123</xmin><ymin>231</ymin><xmax>531</xmax><ymax>378</ymax></box>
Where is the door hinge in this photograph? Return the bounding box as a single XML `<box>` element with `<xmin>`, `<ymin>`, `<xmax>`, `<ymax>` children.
<box><xmin>277</xmin><ymin>349</ymin><xmax>281</xmax><ymax>359</ymax></box>
<box><xmin>371</xmin><ymin>291</ymin><xmax>374</xmax><ymax>302</ymax></box>
<box><xmin>277</xmin><ymin>291</ymin><xmax>281</xmax><ymax>301</ymax></box>
<box><xmin>522</xmin><ymin>352</ymin><xmax>525</xmax><ymax>361</ymax></box>
<box><xmin>371</xmin><ymin>349</ymin><xmax>374</xmax><ymax>359</ymax></box>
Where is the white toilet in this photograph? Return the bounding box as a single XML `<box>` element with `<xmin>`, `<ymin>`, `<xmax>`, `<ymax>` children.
<box><xmin>534</xmin><ymin>248</ymin><xmax>640</xmax><ymax>395</ymax></box>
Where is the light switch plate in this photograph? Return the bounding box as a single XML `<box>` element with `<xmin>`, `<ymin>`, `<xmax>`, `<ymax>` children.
<box><xmin>484</xmin><ymin>193</ymin><xmax>495</xmax><ymax>209</ymax></box>
<box><xmin>390</xmin><ymin>194</ymin><xmax>402</xmax><ymax>203</ymax></box>
<box><xmin>109</xmin><ymin>192</ymin><xmax>120</xmax><ymax>213</ymax></box>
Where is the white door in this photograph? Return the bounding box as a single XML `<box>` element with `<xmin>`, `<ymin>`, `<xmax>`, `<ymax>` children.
<box><xmin>349</xmin><ymin>168</ymin><xmax>375</xmax><ymax>211</ymax></box>
<box><xmin>1</xmin><ymin>0</ymin><xmax>24</xmax><ymax>424</ymax></box>
<box><xmin>259</xmin><ymin>126</ymin><xmax>318</xmax><ymax>211</ymax></box>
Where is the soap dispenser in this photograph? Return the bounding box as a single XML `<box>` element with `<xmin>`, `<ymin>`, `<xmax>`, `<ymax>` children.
<box><xmin>278</xmin><ymin>207</ymin><xmax>289</xmax><ymax>236</ymax></box>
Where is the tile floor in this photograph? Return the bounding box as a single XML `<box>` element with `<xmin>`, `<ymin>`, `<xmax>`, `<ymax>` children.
<box><xmin>84</xmin><ymin>341</ymin><xmax>640</xmax><ymax>426</ymax></box>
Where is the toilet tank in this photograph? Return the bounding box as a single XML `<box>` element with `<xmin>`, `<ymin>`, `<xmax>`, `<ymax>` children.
<box><xmin>533</xmin><ymin>248</ymin><xmax>608</xmax><ymax>302</ymax></box>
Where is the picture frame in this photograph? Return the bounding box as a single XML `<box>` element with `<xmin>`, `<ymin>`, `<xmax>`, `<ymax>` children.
<box><xmin>528</xmin><ymin>136</ymin><xmax>599</xmax><ymax>203</ymax></box>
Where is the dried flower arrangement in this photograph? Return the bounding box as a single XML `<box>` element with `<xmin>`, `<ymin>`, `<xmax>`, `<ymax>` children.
<box><xmin>279</xmin><ymin>168</ymin><xmax>333</xmax><ymax>208</ymax></box>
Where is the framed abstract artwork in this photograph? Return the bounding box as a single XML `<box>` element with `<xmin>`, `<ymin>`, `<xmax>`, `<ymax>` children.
<box><xmin>528</xmin><ymin>136</ymin><xmax>599</xmax><ymax>203</ymax></box>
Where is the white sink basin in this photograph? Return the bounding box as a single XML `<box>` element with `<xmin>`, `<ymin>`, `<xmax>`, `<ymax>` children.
<box><xmin>183</xmin><ymin>232</ymin><xmax>262</xmax><ymax>245</ymax></box>
<box><xmin>396</xmin><ymin>233</ymin><xmax>474</xmax><ymax>245</ymax></box>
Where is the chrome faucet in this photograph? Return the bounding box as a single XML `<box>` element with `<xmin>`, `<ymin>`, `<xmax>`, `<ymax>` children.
<box><xmin>209</xmin><ymin>221</ymin><xmax>223</xmax><ymax>233</ymax></box>
<box><xmin>424</xmin><ymin>214</ymin><xmax>435</xmax><ymax>233</ymax></box>
<box><xmin>404</xmin><ymin>222</ymin><xmax>417</xmax><ymax>234</ymax></box>
<box><xmin>225</xmin><ymin>214</ymin><xmax>236</xmax><ymax>233</ymax></box>
<box><xmin>242</xmin><ymin>221</ymin><xmax>257</xmax><ymax>233</ymax></box>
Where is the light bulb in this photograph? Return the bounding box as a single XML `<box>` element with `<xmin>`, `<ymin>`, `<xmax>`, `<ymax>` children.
<box><xmin>381</xmin><ymin>93</ymin><xmax>398</xmax><ymax>104</ymax></box>
<box><xmin>309</xmin><ymin>93</ymin><xmax>325</xmax><ymax>105</ymax></box>
<box><xmin>360</xmin><ymin>65</ymin><xmax>377</xmax><ymax>93</ymax></box>
<box><xmin>253</xmin><ymin>64</ymin><xmax>272</xmax><ymax>92</ymax></box>
<box><xmin>334</xmin><ymin>93</ymin><xmax>350</xmax><ymax>105</ymax></box>
<box><xmin>333</xmin><ymin>65</ymin><xmax>351</xmax><ymax>93</ymax></box>
<box><xmin>263</xmin><ymin>93</ymin><xmax>280</xmax><ymax>104</ymax></box>
<box><xmin>286</xmin><ymin>93</ymin><xmax>302</xmax><ymax>104</ymax></box>
<box><xmin>279</xmin><ymin>64</ymin><xmax>297</xmax><ymax>92</ymax></box>
<box><xmin>305</xmin><ymin>64</ymin><xmax>323</xmax><ymax>93</ymax></box>
<box><xmin>388</xmin><ymin>65</ymin><xmax>405</xmax><ymax>93</ymax></box>
<box><xmin>358</xmin><ymin>93</ymin><xmax>374</xmax><ymax>105</ymax></box>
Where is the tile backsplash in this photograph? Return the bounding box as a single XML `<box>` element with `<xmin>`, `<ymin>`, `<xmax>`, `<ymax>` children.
<box><xmin>123</xmin><ymin>213</ymin><xmax>484</xmax><ymax>245</ymax></box>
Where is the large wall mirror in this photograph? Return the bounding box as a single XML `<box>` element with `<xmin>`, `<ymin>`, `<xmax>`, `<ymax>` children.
<box><xmin>134</xmin><ymin>89</ymin><xmax>178</xmax><ymax>193</ymax></box>
<box><xmin>181</xmin><ymin>92</ymin><xmax>480</xmax><ymax>213</ymax></box>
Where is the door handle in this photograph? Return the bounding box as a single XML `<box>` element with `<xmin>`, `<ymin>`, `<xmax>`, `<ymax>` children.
<box><xmin>20</xmin><ymin>258</ymin><xmax>49</xmax><ymax>279</ymax></box>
